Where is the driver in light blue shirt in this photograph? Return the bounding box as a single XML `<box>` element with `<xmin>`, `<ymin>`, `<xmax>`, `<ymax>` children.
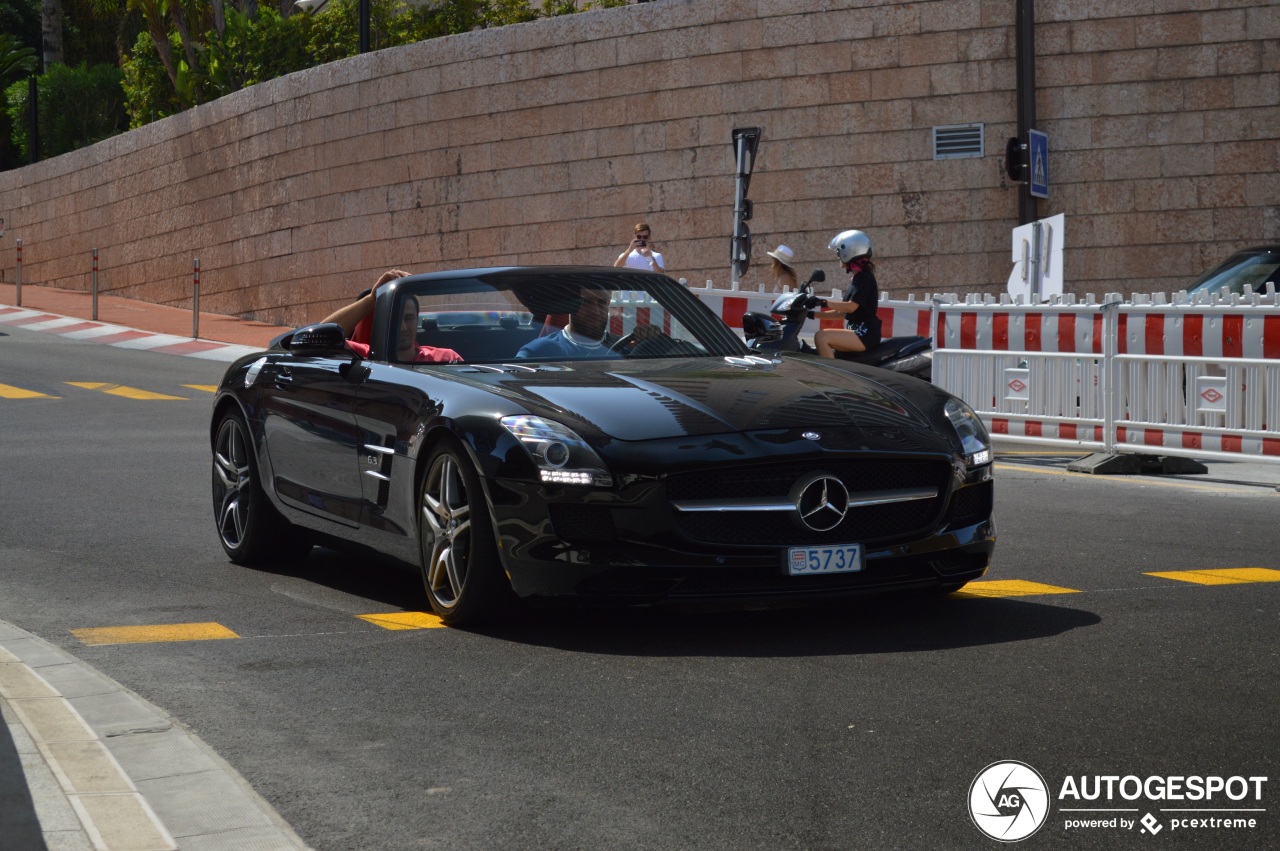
<box><xmin>516</xmin><ymin>286</ymin><xmax>624</xmax><ymax>360</ymax></box>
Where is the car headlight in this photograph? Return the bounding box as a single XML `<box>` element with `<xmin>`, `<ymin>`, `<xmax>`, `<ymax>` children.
<box><xmin>500</xmin><ymin>415</ymin><xmax>613</xmax><ymax>487</ymax></box>
<box><xmin>944</xmin><ymin>399</ymin><xmax>992</xmax><ymax>467</ymax></box>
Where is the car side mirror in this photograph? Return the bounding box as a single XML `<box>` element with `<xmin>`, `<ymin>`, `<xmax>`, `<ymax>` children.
<box><xmin>282</xmin><ymin>323</ymin><xmax>349</xmax><ymax>357</ymax></box>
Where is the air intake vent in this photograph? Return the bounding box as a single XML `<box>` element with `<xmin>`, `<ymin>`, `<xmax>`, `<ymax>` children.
<box><xmin>933</xmin><ymin>124</ymin><xmax>984</xmax><ymax>159</ymax></box>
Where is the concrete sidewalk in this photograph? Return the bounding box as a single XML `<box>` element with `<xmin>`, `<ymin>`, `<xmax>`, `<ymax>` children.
<box><xmin>0</xmin><ymin>283</ymin><xmax>293</xmax><ymax>350</ymax></box>
<box><xmin>1</xmin><ymin>285</ymin><xmax>311</xmax><ymax>849</ymax></box>
<box><xmin>1</xmin><ymin>621</ymin><xmax>311</xmax><ymax>851</ymax></box>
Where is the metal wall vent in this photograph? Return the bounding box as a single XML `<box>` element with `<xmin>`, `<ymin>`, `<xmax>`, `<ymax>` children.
<box><xmin>933</xmin><ymin>124</ymin><xmax>984</xmax><ymax>159</ymax></box>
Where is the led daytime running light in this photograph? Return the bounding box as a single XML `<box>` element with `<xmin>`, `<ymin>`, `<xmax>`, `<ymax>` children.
<box><xmin>944</xmin><ymin>399</ymin><xmax>992</xmax><ymax>467</ymax></box>
<box><xmin>500</xmin><ymin>415</ymin><xmax>613</xmax><ymax>487</ymax></box>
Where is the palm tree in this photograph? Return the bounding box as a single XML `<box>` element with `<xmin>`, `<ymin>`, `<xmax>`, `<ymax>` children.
<box><xmin>0</xmin><ymin>33</ymin><xmax>38</xmax><ymax>86</ymax></box>
<box><xmin>41</xmin><ymin>0</ymin><xmax>63</xmax><ymax>67</ymax></box>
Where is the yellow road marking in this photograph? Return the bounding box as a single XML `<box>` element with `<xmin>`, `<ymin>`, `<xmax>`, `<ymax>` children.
<box><xmin>183</xmin><ymin>384</ymin><xmax>218</xmax><ymax>393</ymax></box>
<box><xmin>70</xmin><ymin>622</ymin><xmax>239</xmax><ymax>646</ymax></box>
<box><xmin>357</xmin><ymin>611</ymin><xmax>447</xmax><ymax>630</ymax></box>
<box><xmin>1145</xmin><ymin>567</ymin><xmax>1280</xmax><ymax>586</ymax></box>
<box><xmin>0</xmin><ymin>383</ymin><xmax>57</xmax><ymax>399</ymax></box>
<box><xmin>953</xmin><ymin>579</ymin><xmax>1082</xmax><ymax>598</ymax></box>
<box><xmin>66</xmin><ymin>382</ymin><xmax>187</xmax><ymax>400</ymax></box>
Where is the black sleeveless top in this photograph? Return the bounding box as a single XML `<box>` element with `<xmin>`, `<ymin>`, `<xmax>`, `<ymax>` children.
<box><xmin>844</xmin><ymin>268</ymin><xmax>882</xmax><ymax>342</ymax></box>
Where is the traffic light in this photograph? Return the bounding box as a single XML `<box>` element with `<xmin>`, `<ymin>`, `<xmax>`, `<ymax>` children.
<box><xmin>1005</xmin><ymin>131</ymin><xmax>1048</xmax><ymax>200</ymax></box>
<box><xmin>731</xmin><ymin>127</ymin><xmax>761</xmax><ymax>283</ymax></box>
<box><xmin>731</xmin><ymin>222</ymin><xmax>752</xmax><ymax>280</ymax></box>
<box><xmin>1004</xmin><ymin>136</ymin><xmax>1026</xmax><ymax>183</ymax></box>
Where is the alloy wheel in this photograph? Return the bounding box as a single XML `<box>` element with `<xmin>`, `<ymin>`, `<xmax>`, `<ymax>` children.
<box><xmin>421</xmin><ymin>454</ymin><xmax>473</xmax><ymax>610</ymax></box>
<box><xmin>213</xmin><ymin>418</ymin><xmax>252</xmax><ymax>550</ymax></box>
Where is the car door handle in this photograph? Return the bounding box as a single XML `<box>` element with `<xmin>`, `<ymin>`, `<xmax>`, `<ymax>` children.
<box><xmin>274</xmin><ymin>367</ymin><xmax>294</xmax><ymax>389</ymax></box>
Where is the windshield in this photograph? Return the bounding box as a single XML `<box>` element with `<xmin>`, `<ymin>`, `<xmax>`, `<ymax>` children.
<box><xmin>1186</xmin><ymin>249</ymin><xmax>1280</xmax><ymax>297</ymax></box>
<box><xmin>392</xmin><ymin>269</ymin><xmax>748</xmax><ymax>365</ymax></box>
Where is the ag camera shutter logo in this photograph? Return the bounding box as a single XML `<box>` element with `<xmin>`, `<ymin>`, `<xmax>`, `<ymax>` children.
<box><xmin>969</xmin><ymin>761</ymin><xmax>1051</xmax><ymax>842</ymax></box>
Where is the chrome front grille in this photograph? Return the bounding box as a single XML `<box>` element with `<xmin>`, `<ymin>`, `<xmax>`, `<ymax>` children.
<box><xmin>665</xmin><ymin>460</ymin><xmax>950</xmax><ymax>546</ymax></box>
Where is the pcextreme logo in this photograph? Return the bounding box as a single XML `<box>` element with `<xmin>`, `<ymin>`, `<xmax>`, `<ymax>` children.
<box><xmin>968</xmin><ymin>762</ymin><xmax>1270</xmax><ymax>842</ymax></box>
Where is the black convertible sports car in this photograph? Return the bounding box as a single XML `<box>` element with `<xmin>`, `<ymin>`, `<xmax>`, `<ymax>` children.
<box><xmin>211</xmin><ymin>267</ymin><xmax>995</xmax><ymax>624</ymax></box>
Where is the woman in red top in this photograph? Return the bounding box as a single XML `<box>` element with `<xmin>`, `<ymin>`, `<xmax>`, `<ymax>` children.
<box><xmin>322</xmin><ymin>270</ymin><xmax>462</xmax><ymax>364</ymax></box>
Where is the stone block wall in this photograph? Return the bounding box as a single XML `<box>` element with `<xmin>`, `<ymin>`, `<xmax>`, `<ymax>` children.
<box><xmin>0</xmin><ymin>0</ymin><xmax>1274</xmax><ymax>327</ymax></box>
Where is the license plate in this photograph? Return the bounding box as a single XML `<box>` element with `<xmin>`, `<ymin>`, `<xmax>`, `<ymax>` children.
<box><xmin>787</xmin><ymin>544</ymin><xmax>863</xmax><ymax>576</ymax></box>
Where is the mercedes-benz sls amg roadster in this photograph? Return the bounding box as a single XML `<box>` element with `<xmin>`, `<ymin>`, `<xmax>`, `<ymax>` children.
<box><xmin>211</xmin><ymin>267</ymin><xmax>995</xmax><ymax>624</ymax></box>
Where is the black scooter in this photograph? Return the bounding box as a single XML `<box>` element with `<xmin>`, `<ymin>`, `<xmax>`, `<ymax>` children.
<box><xmin>742</xmin><ymin>269</ymin><xmax>934</xmax><ymax>381</ymax></box>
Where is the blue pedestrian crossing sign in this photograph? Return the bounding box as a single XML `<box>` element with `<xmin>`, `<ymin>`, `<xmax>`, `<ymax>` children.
<box><xmin>1028</xmin><ymin>130</ymin><xmax>1048</xmax><ymax>199</ymax></box>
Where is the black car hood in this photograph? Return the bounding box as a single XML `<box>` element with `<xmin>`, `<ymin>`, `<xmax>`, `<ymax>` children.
<box><xmin>454</xmin><ymin>357</ymin><xmax>938</xmax><ymax>442</ymax></box>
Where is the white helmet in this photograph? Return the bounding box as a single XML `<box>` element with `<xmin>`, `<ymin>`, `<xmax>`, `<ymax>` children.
<box><xmin>828</xmin><ymin>229</ymin><xmax>872</xmax><ymax>265</ymax></box>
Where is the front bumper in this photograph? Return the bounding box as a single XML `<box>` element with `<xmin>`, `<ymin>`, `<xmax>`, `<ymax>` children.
<box><xmin>488</xmin><ymin>473</ymin><xmax>995</xmax><ymax>604</ymax></box>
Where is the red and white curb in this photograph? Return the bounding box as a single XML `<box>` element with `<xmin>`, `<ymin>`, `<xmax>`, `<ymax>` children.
<box><xmin>0</xmin><ymin>306</ymin><xmax>264</xmax><ymax>362</ymax></box>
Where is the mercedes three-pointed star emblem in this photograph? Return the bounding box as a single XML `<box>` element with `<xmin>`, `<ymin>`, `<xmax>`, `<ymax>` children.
<box><xmin>793</xmin><ymin>473</ymin><xmax>849</xmax><ymax>532</ymax></box>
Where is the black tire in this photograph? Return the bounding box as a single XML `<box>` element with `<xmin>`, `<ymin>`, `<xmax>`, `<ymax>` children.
<box><xmin>212</xmin><ymin>411</ymin><xmax>311</xmax><ymax>565</ymax></box>
<box><xmin>418</xmin><ymin>439</ymin><xmax>511</xmax><ymax>625</ymax></box>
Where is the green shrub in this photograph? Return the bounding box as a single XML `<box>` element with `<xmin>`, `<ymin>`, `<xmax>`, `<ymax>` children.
<box><xmin>203</xmin><ymin>7</ymin><xmax>320</xmax><ymax>97</ymax></box>
<box><xmin>121</xmin><ymin>30</ymin><xmax>185</xmax><ymax>129</ymax></box>
<box><xmin>2</xmin><ymin>78</ymin><xmax>27</xmax><ymax>167</ymax></box>
<box><xmin>47</xmin><ymin>0</ymin><xmax>638</xmax><ymax>152</ymax></box>
<box><xmin>6</xmin><ymin>62</ymin><xmax>127</xmax><ymax>160</ymax></box>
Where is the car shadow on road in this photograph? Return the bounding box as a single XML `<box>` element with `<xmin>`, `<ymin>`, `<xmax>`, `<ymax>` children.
<box><xmin>470</xmin><ymin>593</ymin><xmax>1101</xmax><ymax>658</ymax></box>
<box><xmin>247</xmin><ymin>549</ymin><xmax>1101</xmax><ymax>658</ymax></box>
<box><xmin>242</xmin><ymin>546</ymin><xmax>426</xmax><ymax>610</ymax></box>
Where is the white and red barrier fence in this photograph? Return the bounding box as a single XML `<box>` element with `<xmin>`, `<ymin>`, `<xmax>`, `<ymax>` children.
<box><xmin>689</xmin><ymin>279</ymin><xmax>1280</xmax><ymax>466</ymax></box>
<box><xmin>608</xmin><ymin>289</ymin><xmax>673</xmax><ymax>336</ymax></box>
<box><xmin>689</xmin><ymin>281</ymin><xmax>935</xmax><ymax>339</ymax></box>
<box><xmin>931</xmin><ymin>287</ymin><xmax>1280</xmax><ymax>465</ymax></box>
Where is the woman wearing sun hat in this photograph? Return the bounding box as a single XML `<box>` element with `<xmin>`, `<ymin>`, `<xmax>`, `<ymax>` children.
<box><xmin>766</xmin><ymin>244</ymin><xmax>798</xmax><ymax>291</ymax></box>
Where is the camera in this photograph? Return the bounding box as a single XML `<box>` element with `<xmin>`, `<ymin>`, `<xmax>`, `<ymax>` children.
<box><xmin>637</xmin><ymin>240</ymin><xmax>647</xmax><ymax>248</ymax></box>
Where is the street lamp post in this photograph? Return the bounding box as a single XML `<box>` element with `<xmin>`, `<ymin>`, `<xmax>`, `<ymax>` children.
<box><xmin>27</xmin><ymin>75</ymin><xmax>39</xmax><ymax>164</ymax></box>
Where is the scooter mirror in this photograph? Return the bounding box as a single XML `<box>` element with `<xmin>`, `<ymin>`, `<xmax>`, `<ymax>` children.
<box><xmin>809</xmin><ymin>269</ymin><xmax>826</xmax><ymax>284</ymax></box>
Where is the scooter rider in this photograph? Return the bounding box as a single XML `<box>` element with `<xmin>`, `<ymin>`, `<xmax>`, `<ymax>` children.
<box><xmin>812</xmin><ymin>229</ymin><xmax>883</xmax><ymax>358</ymax></box>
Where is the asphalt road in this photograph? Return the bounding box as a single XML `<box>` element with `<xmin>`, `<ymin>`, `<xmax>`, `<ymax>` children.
<box><xmin>1</xmin><ymin>324</ymin><xmax>1277</xmax><ymax>850</ymax></box>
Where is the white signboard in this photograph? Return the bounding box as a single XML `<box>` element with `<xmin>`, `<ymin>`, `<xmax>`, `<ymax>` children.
<box><xmin>1005</xmin><ymin>368</ymin><xmax>1030</xmax><ymax>402</ymax></box>
<box><xmin>1007</xmin><ymin>213</ymin><xmax>1064</xmax><ymax>303</ymax></box>
<box><xmin>1195</xmin><ymin>376</ymin><xmax>1228</xmax><ymax>414</ymax></box>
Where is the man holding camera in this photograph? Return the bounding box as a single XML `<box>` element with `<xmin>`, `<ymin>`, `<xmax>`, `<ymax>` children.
<box><xmin>613</xmin><ymin>222</ymin><xmax>666</xmax><ymax>273</ymax></box>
